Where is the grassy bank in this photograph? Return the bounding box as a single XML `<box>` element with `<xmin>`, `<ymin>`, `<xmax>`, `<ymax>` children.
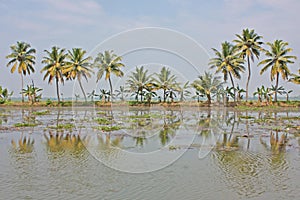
<box><xmin>0</xmin><ymin>100</ymin><xmax>299</xmax><ymax>110</ymax></box>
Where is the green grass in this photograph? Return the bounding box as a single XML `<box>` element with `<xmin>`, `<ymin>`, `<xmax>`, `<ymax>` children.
<box><xmin>32</xmin><ymin>110</ymin><xmax>50</xmax><ymax>115</ymax></box>
<box><xmin>95</xmin><ymin>117</ymin><xmax>111</xmax><ymax>125</ymax></box>
<box><xmin>93</xmin><ymin>125</ymin><xmax>123</xmax><ymax>132</ymax></box>
<box><xmin>14</xmin><ymin>122</ymin><xmax>38</xmax><ymax>127</ymax></box>
<box><xmin>48</xmin><ymin>123</ymin><xmax>75</xmax><ymax>130</ymax></box>
<box><xmin>239</xmin><ymin>115</ymin><xmax>255</xmax><ymax>119</ymax></box>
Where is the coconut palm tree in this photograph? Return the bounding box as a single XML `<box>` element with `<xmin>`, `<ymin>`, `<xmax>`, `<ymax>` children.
<box><xmin>258</xmin><ymin>40</ymin><xmax>297</xmax><ymax>102</ymax></box>
<box><xmin>6</xmin><ymin>41</ymin><xmax>36</xmax><ymax>102</ymax></box>
<box><xmin>127</xmin><ymin>66</ymin><xmax>153</xmax><ymax>102</ymax></box>
<box><xmin>93</xmin><ymin>50</ymin><xmax>125</xmax><ymax>102</ymax></box>
<box><xmin>64</xmin><ymin>48</ymin><xmax>93</xmax><ymax>102</ymax></box>
<box><xmin>289</xmin><ymin>69</ymin><xmax>300</xmax><ymax>84</ymax></box>
<box><xmin>234</xmin><ymin>29</ymin><xmax>263</xmax><ymax>101</ymax></box>
<box><xmin>152</xmin><ymin>67</ymin><xmax>177</xmax><ymax>102</ymax></box>
<box><xmin>191</xmin><ymin>71</ymin><xmax>223</xmax><ymax>104</ymax></box>
<box><xmin>41</xmin><ymin>46</ymin><xmax>67</xmax><ymax>103</ymax></box>
<box><xmin>209</xmin><ymin>41</ymin><xmax>245</xmax><ymax>102</ymax></box>
<box><xmin>176</xmin><ymin>81</ymin><xmax>191</xmax><ymax>102</ymax></box>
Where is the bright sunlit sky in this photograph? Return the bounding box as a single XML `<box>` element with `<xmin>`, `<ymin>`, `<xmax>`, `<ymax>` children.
<box><xmin>1</xmin><ymin>0</ymin><xmax>299</xmax><ymax>98</ymax></box>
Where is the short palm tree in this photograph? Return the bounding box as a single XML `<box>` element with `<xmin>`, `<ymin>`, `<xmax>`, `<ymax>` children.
<box><xmin>234</xmin><ymin>29</ymin><xmax>263</xmax><ymax>101</ymax></box>
<box><xmin>6</xmin><ymin>41</ymin><xmax>36</xmax><ymax>102</ymax></box>
<box><xmin>209</xmin><ymin>41</ymin><xmax>245</xmax><ymax>102</ymax></box>
<box><xmin>64</xmin><ymin>48</ymin><xmax>93</xmax><ymax>102</ymax></box>
<box><xmin>93</xmin><ymin>50</ymin><xmax>125</xmax><ymax>102</ymax></box>
<box><xmin>191</xmin><ymin>71</ymin><xmax>223</xmax><ymax>104</ymax></box>
<box><xmin>41</xmin><ymin>46</ymin><xmax>67</xmax><ymax>103</ymax></box>
<box><xmin>258</xmin><ymin>40</ymin><xmax>297</xmax><ymax>102</ymax></box>
<box><xmin>176</xmin><ymin>81</ymin><xmax>191</xmax><ymax>102</ymax></box>
<box><xmin>152</xmin><ymin>67</ymin><xmax>177</xmax><ymax>102</ymax></box>
<box><xmin>127</xmin><ymin>66</ymin><xmax>152</xmax><ymax>102</ymax></box>
<box><xmin>115</xmin><ymin>86</ymin><xmax>128</xmax><ymax>101</ymax></box>
<box><xmin>22</xmin><ymin>82</ymin><xmax>43</xmax><ymax>104</ymax></box>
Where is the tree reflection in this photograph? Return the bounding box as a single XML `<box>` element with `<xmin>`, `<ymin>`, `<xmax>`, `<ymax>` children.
<box><xmin>11</xmin><ymin>135</ymin><xmax>34</xmax><ymax>154</ymax></box>
<box><xmin>44</xmin><ymin>131</ymin><xmax>87</xmax><ymax>154</ymax></box>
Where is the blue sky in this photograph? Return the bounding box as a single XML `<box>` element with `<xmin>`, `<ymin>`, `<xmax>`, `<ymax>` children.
<box><xmin>1</xmin><ymin>0</ymin><xmax>299</xmax><ymax>98</ymax></box>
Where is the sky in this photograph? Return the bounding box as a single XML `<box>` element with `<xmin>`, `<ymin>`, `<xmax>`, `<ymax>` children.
<box><xmin>1</xmin><ymin>0</ymin><xmax>300</xmax><ymax>99</ymax></box>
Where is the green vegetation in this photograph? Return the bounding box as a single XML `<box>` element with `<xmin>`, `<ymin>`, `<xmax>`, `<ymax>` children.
<box><xmin>6</xmin><ymin>41</ymin><xmax>36</xmax><ymax>102</ymax></box>
<box><xmin>32</xmin><ymin>110</ymin><xmax>50</xmax><ymax>115</ymax></box>
<box><xmin>95</xmin><ymin>117</ymin><xmax>111</xmax><ymax>125</ymax></box>
<box><xmin>2</xmin><ymin>29</ymin><xmax>299</xmax><ymax>106</ymax></box>
<box><xmin>14</xmin><ymin>122</ymin><xmax>38</xmax><ymax>127</ymax></box>
<box><xmin>64</xmin><ymin>48</ymin><xmax>93</xmax><ymax>102</ymax></box>
<box><xmin>94</xmin><ymin>125</ymin><xmax>123</xmax><ymax>132</ymax></box>
<box><xmin>93</xmin><ymin>50</ymin><xmax>125</xmax><ymax>102</ymax></box>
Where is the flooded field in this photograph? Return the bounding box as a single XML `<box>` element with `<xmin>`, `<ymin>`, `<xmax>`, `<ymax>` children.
<box><xmin>0</xmin><ymin>107</ymin><xmax>299</xmax><ymax>200</ymax></box>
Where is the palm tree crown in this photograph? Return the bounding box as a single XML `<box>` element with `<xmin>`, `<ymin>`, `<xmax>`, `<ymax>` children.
<box><xmin>64</xmin><ymin>48</ymin><xmax>93</xmax><ymax>102</ymax></box>
<box><xmin>234</xmin><ymin>28</ymin><xmax>263</xmax><ymax>101</ymax></box>
<box><xmin>127</xmin><ymin>66</ymin><xmax>152</xmax><ymax>102</ymax></box>
<box><xmin>258</xmin><ymin>40</ymin><xmax>297</xmax><ymax>102</ymax></box>
<box><xmin>6</xmin><ymin>41</ymin><xmax>36</xmax><ymax>102</ymax></box>
<box><xmin>41</xmin><ymin>46</ymin><xmax>67</xmax><ymax>102</ymax></box>
<box><xmin>209</xmin><ymin>41</ymin><xmax>245</xmax><ymax>101</ymax></box>
<box><xmin>191</xmin><ymin>71</ymin><xmax>223</xmax><ymax>104</ymax></box>
<box><xmin>93</xmin><ymin>50</ymin><xmax>124</xmax><ymax>102</ymax></box>
<box><xmin>152</xmin><ymin>67</ymin><xmax>177</xmax><ymax>102</ymax></box>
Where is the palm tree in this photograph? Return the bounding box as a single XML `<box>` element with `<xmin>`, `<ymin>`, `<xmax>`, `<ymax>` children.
<box><xmin>93</xmin><ymin>50</ymin><xmax>125</xmax><ymax>102</ymax></box>
<box><xmin>127</xmin><ymin>66</ymin><xmax>152</xmax><ymax>102</ymax></box>
<box><xmin>234</xmin><ymin>29</ymin><xmax>263</xmax><ymax>101</ymax></box>
<box><xmin>191</xmin><ymin>71</ymin><xmax>223</xmax><ymax>104</ymax></box>
<box><xmin>115</xmin><ymin>86</ymin><xmax>128</xmax><ymax>101</ymax></box>
<box><xmin>0</xmin><ymin>86</ymin><xmax>13</xmax><ymax>103</ymax></box>
<box><xmin>21</xmin><ymin>83</ymin><xmax>42</xmax><ymax>104</ymax></box>
<box><xmin>289</xmin><ymin>69</ymin><xmax>300</xmax><ymax>84</ymax></box>
<box><xmin>258</xmin><ymin>40</ymin><xmax>297</xmax><ymax>102</ymax></box>
<box><xmin>64</xmin><ymin>48</ymin><xmax>93</xmax><ymax>102</ymax></box>
<box><xmin>253</xmin><ymin>86</ymin><xmax>264</xmax><ymax>102</ymax></box>
<box><xmin>209</xmin><ymin>41</ymin><xmax>245</xmax><ymax>102</ymax></box>
<box><xmin>176</xmin><ymin>81</ymin><xmax>191</xmax><ymax>102</ymax></box>
<box><xmin>6</xmin><ymin>41</ymin><xmax>36</xmax><ymax>102</ymax></box>
<box><xmin>152</xmin><ymin>67</ymin><xmax>177</xmax><ymax>102</ymax></box>
<box><xmin>41</xmin><ymin>46</ymin><xmax>67</xmax><ymax>103</ymax></box>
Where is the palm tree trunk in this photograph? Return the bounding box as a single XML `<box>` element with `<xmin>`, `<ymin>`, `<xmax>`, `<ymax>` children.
<box><xmin>229</xmin><ymin>72</ymin><xmax>236</xmax><ymax>102</ymax></box>
<box><xmin>206</xmin><ymin>94</ymin><xmax>211</xmax><ymax>105</ymax></box>
<box><xmin>78</xmin><ymin>79</ymin><xmax>87</xmax><ymax>102</ymax></box>
<box><xmin>56</xmin><ymin>78</ymin><xmax>60</xmax><ymax>103</ymax></box>
<box><xmin>21</xmin><ymin>73</ymin><xmax>24</xmax><ymax>103</ymax></box>
<box><xmin>163</xmin><ymin>89</ymin><xmax>166</xmax><ymax>102</ymax></box>
<box><xmin>246</xmin><ymin>56</ymin><xmax>251</xmax><ymax>102</ymax></box>
<box><xmin>275</xmin><ymin>72</ymin><xmax>279</xmax><ymax>102</ymax></box>
<box><xmin>108</xmin><ymin>77</ymin><xmax>113</xmax><ymax>102</ymax></box>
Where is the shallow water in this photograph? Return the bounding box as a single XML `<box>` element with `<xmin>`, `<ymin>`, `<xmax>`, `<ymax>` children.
<box><xmin>0</xmin><ymin>107</ymin><xmax>299</xmax><ymax>200</ymax></box>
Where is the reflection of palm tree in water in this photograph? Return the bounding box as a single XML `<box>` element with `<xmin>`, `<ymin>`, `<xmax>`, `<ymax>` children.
<box><xmin>44</xmin><ymin>131</ymin><xmax>87</xmax><ymax>154</ymax></box>
<box><xmin>11</xmin><ymin>134</ymin><xmax>34</xmax><ymax>154</ymax></box>
<box><xmin>260</xmin><ymin>131</ymin><xmax>288</xmax><ymax>154</ymax></box>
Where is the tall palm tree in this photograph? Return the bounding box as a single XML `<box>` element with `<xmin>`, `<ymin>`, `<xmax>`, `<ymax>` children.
<box><xmin>191</xmin><ymin>71</ymin><xmax>223</xmax><ymax>104</ymax></box>
<box><xmin>93</xmin><ymin>50</ymin><xmax>125</xmax><ymax>102</ymax></box>
<box><xmin>234</xmin><ymin>29</ymin><xmax>263</xmax><ymax>101</ymax></box>
<box><xmin>127</xmin><ymin>66</ymin><xmax>152</xmax><ymax>102</ymax></box>
<box><xmin>258</xmin><ymin>40</ymin><xmax>297</xmax><ymax>102</ymax></box>
<box><xmin>209</xmin><ymin>41</ymin><xmax>245</xmax><ymax>102</ymax></box>
<box><xmin>41</xmin><ymin>46</ymin><xmax>67</xmax><ymax>103</ymax></box>
<box><xmin>6</xmin><ymin>41</ymin><xmax>36</xmax><ymax>102</ymax></box>
<box><xmin>64</xmin><ymin>48</ymin><xmax>93</xmax><ymax>102</ymax></box>
<box><xmin>152</xmin><ymin>67</ymin><xmax>177</xmax><ymax>102</ymax></box>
